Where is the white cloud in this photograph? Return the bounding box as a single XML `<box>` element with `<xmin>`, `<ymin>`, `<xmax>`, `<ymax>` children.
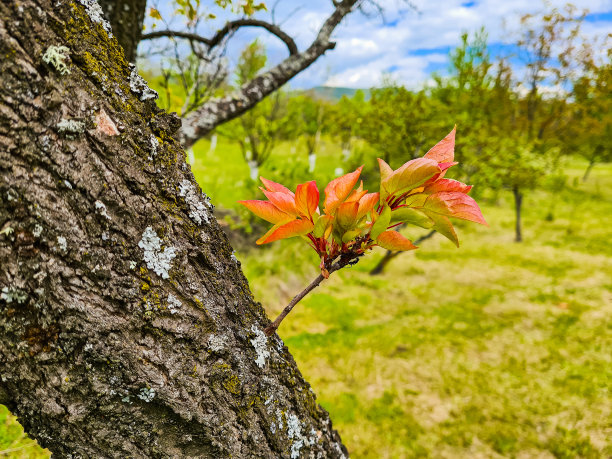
<box><xmin>144</xmin><ymin>0</ymin><xmax>612</xmax><ymax>89</ymax></box>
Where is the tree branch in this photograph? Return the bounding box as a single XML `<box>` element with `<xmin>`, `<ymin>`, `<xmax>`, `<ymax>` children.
<box><xmin>141</xmin><ymin>19</ymin><xmax>299</xmax><ymax>56</ymax></box>
<box><xmin>264</xmin><ymin>251</ymin><xmax>361</xmax><ymax>336</ymax></box>
<box><xmin>180</xmin><ymin>0</ymin><xmax>362</xmax><ymax>149</ymax></box>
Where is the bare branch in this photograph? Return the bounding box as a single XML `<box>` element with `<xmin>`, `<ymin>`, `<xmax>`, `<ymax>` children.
<box><xmin>180</xmin><ymin>0</ymin><xmax>363</xmax><ymax>148</ymax></box>
<box><xmin>141</xmin><ymin>19</ymin><xmax>299</xmax><ymax>56</ymax></box>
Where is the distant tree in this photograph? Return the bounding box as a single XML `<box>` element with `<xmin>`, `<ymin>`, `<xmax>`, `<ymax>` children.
<box><xmin>217</xmin><ymin>40</ymin><xmax>297</xmax><ymax>181</ymax></box>
<box><xmin>563</xmin><ymin>45</ymin><xmax>612</xmax><ymax>181</ymax></box>
<box><xmin>285</xmin><ymin>93</ymin><xmax>331</xmax><ymax>174</ymax></box>
<box><xmin>328</xmin><ymin>91</ymin><xmax>367</xmax><ymax>163</ymax></box>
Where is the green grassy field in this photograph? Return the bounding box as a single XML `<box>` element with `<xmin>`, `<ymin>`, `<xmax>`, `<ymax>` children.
<box><xmin>1</xmin><ymin>138</ymin><xmax>610</xmax><ymax>458</ymax></box>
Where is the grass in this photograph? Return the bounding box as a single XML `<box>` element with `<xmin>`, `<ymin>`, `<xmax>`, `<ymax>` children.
<box><xmin>0</xmin><ymin>406</ymin><xmax>49</xmax><ymax>458</ymax></box>
<box><xmin>1</xmin><ymin>139</ymin><xmax>610</xmax><ymax>458</ymax></box>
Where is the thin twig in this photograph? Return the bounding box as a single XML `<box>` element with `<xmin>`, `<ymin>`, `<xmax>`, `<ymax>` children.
<box><xmin>264</xmin><ymin>254</ymin><xmax>359</xmax><ymax>335</ymax></box>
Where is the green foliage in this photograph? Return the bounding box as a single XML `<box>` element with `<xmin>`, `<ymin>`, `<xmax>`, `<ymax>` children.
<box><xmin>0</xmin><ymin>405</ymin><xmax>49</xmax><ymax>458</ymax></box>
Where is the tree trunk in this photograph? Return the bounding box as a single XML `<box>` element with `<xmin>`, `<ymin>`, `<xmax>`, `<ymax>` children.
<box><xmin>513</xmin><ymin>186</ymin><xmax>523</xmax><ymax>242</ymax></box>
<box><xmin>99</xmin><ymin>0</ymin><xmax>147</xmax><ymax>63</ymax></box>
<box><xmin>582</xmin><ymin>158</ymin><xmax>596</xmax><ymax>182</ymax></box>
<box><xmin>0</xmin><ymin>2</ymin><xmax>347</xmax><ymax>458</ymax></box>
<box><xmin>369</xmin><ymin>250</ymin><xmax>400</xmax><ymax>275</ymax></box>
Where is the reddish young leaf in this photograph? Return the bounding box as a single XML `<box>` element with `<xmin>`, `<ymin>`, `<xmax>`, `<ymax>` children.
<box><xmin>424</xmin><ymin>126</ymin><xmax>456</xmax><ymax>164</ymax></box>
<box><xmin>256</xmin><ymin>218</ymin><xmax>314</xmax><ymax>245</ymax></box>
<box><xmin>324</xmin><ymin>166</ymin><xmax>363</xmax><ymax>213</ymax></box>
<box><xmin>357</xmin><ymin>192</ymin><xmax>379</xmax><ymax>220</ymax></box>
<box><xmin>260</xmin><ymin>177</ymin><xmax>294</xmax><ymax>196</ymax></box>
<box><xmin>423</xmin><ymin>191</ymin><xmax>488</xmax><ymax>225</ymax></box>
<box><xmin>295</xmin><ymin>181</ymin><xmax>320</xmax><ymax>218</ymax></box>
<box><xmin>424</xmin><ymin>178</ymin><xmax>472</xmax><ymax>194</ymax></box>
<box><xmin>376</xmin><ymin>231</ymin><xmax>418</xmax><ymax>251</ymax></box>
<box><xmin>238</xmin><ymin>200</ymin><xmax>293</xmax><ymax>224</ymax></box>
<box><xmin>346</xmin><ymin>181</ymin><xmax>367</xmax><ymax>203</ymax></box>
<box><xmin>336</xmin><ymin>201</ymin><xmax>360</xmax><ymax>231</ymax></box>
<box><xmin>261</xmin><ymin>189</ymin><xmax>298</xmax><ymax>216</ymax></box>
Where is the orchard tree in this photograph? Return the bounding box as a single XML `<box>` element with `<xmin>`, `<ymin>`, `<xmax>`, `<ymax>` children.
<box><xmin>564</xmin><ymin>45</ymin><xmax>612</xmax><ymax>181</ymax></box>
<box><xmin>288</xmin><ymin>93</ymin><xmax>331</xmax><ymax>173</ymax></box>
<box><xmin>0</xmin><ymin>1</ymin><xmax>350</xmax><ymax>456</ymax></box>
<box><xmin>361</xmin><ymin>84</ymin><xmax>440</xmax><ymax>166</ymax></box>
<box><xmin>328</xmin><ymin>91</ymin><xmax>367</xmax><ymax>163</ymax></box>
<box><xmin>217</xmin><ymin>40</ymin><xmax>297</xmax><ymax>181</ymax></box>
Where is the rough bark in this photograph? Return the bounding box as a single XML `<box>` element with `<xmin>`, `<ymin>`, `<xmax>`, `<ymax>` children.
<box><xmin>99</xmin><ymin>0</ymin><xmax>147</xmax><ymax>63</ymax></box>
<box><xmin>0</xmin><ymin>2</ymin><xmax>347</xmax><ymax>458</ymax></box>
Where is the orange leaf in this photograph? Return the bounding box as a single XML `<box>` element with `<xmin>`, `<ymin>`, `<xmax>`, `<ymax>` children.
<box><xmin>238</xmin><ymin>200</ymin><xmax>293</xmax><ymax>224</ymax></box>
<box><xmin>336</xmin><ymin>201</ymin><xmax>360</xmax><ymax>231</ymax></box>
<box><xmin>261</xmin><ymin>189</ymin><xmax>298</xmax><ymax>216</ymax></box>
<box><xmin>423</xmin><ymin>192</ymin><xmax>487</xmax><ymax>225</ymax></box>
<box><xmin>346</xmin><ymin>181</ymin><xmax>367</xmax><ymax>203</ymax></box>
<box><xmin>424</xmin><ymin>179</ymin><xmax>472</xmax><ymax>194</ymax></box>
<box><xmin>376</xmin><ymin>231</ymin><xmax>418</xmax><ymax>251</ymax></box>
<box><xmin>357</xmin><ymin>192</ymin><xmax>379</xmax><ymax>220</ymax></box>
<box><xmin>260</xmin><ymin>177</ymin><xmax>294</xmax><ymax>196</ymax></box>
<box><xmin>424</xmin><ymin>126</ymin><xmax>456</xmax><ymax>164</ymax></box>
<box><xmin>295</xmin><ymin>181</ymin><xmax>319</xmax><ymax>218</ymax></box>
<box><xmin>256</xmin><ymin>219</ymin><xmax>314</xmax><ymax>244</ymax></box>
<box><xmin>324</xmin><ymin>166</ymin><xmax>363</xmax><ymax>213</ymax></box>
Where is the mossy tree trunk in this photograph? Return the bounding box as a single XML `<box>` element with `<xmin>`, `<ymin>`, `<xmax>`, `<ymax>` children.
<box><xmin>0</xmin><ymin>2</ymin><xmax>347</xmax><ymax>457</ymax></box>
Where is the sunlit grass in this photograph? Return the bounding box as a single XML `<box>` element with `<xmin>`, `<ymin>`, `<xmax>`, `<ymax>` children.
<box><xmin>0</xmin><ymin>406</ymin><xmax>49</xmax><ymax>458</ymax></box>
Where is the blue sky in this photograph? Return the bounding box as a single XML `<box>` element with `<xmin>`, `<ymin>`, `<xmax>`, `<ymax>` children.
<box><xmin>144</xmin><ymin>0</ymin><xmax>612</xmax><ymax>89</ymax></box>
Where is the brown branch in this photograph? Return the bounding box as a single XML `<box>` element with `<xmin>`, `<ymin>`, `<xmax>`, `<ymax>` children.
<box><xmin>210</xmin><ymin>19</ymin><xmax>299</xmax><ymax>55</ymax></box>
<box><xmin>141</xmin><ymin>29</ymin><xmax>214</xmax><ymax>46</ymax></box>
<box><xmin>264</xmin><ymin>252</ymin><xmax>361</xmax><ymax>336</ymax></box>
<box><xmin>180</xmin><ymin>0</ymin><xmax>362</xmax><ymax>149</ymax></box>
<box><xmin>140</xmin><ymin>19</ymin><xmax>299</xmax><ymax>56</ymax></box>
<box><xmin>264</xmin><ymin>273</ymin><xmax>326</xmax><ymax>336</ymax></box>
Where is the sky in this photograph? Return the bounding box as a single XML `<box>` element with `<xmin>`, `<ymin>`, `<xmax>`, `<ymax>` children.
<box><xmin>145</xmin><ymin>0</ymin><xmax>612</xmax><ymax>89</ymax></box>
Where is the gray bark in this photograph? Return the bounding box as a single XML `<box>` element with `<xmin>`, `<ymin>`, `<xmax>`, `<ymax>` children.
<box><xmin>0</xmin><ymin>1</ymin><xmax>347</xmax><ymax>458</ymax></box>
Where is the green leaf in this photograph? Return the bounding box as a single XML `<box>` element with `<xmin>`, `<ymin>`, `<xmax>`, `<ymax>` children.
<box><xmin>313</xmin><ymin>215</ymin><xmax>332</xmax><ymax>238</ymax></box>
<box><xmin>390</xmin><ymin>208</ymin><xmax>434</xmax><ymax>228</ymax></box>
<box><xmin>370</xmin><ymin>205</ymin><xmax>391</xmax><ymax>241</ymax></box>
<box><xmin>342</xmin><ymin>229</ymin><xmax>361</xmax><ymax>243</ymax></box>
<box><xmin>422</xmin><ymin>211</ymin><xmax>459</xmax><ymax>247</ymax></box>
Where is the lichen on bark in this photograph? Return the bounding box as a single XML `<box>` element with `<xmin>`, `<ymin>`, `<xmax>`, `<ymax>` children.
<box><xmin>0</xmin><ymin>1</ymin><xmax>347</xmax><ymax>457</ymax></box>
